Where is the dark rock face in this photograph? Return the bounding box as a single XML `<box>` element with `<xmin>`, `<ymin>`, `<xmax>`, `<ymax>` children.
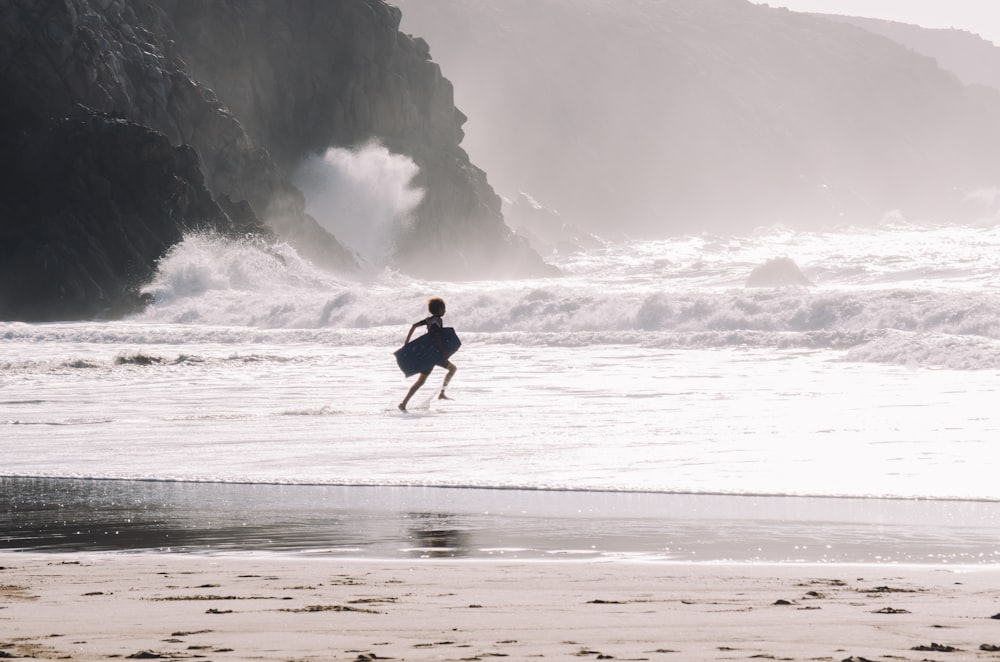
<box><xmin>0</xmin><ymin>0</ymin><xmax>549</xmax><ymax>320</ymax></box>
<box><xmin>0</xmin><ymin>0</ymin><xmax>351</xmax><ymax>321</ymax></box>
<box><xmin>156</xmin><ymin>0</ymin><xmax>552</xmax><ymax>279</ymax></box>
<box><xmin>0</xmin><ymin>110</ymin><xmax>259</xmax><ymax>320</ymax></box>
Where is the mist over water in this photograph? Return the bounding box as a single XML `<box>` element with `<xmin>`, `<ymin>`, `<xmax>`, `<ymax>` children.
<box><xmin>294</xmin><ymin>142</ymin><xmax>424</xmax><ymax>269</ymax></box>
<box><xmin>396</xmin><ymin>0</ymin><xmax>1000</xmax><ymax>239</ymax></box>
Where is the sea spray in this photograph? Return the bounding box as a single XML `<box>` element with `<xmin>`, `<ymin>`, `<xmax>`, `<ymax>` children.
<box><xmin>138</xmin><ymin>233</ymin><xmax>358</xmax><ymax>327</ymax></box>
<box><xmin>294</xmin><ymin>141</ymin><xmax>425</xmax><ymax>270</ymax></box>
<box><xmin>110</xmin><ymin>224</ymin><xmax>1000</xmax><ymax>368</ymax></box>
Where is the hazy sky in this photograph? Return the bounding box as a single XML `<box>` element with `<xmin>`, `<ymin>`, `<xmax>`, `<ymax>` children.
<box><xmin>753</xmin><ymin>1</ymin><xmax>1000</xmax><ymax>45</ymax></box>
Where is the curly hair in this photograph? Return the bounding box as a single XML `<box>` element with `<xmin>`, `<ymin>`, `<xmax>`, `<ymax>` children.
<box><xmin>427</xmin><ymin>297</ymin><xmax>446</xmax><ymax>315</ymax></box>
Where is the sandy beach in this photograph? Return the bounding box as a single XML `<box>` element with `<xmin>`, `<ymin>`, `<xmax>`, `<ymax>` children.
<box><xmin>3</xmin><ymin>553</ymin><xmax>1000</xmax><ymax>661</ymax></box>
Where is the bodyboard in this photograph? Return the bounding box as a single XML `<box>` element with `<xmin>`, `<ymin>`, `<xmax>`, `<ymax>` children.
<box><xmin>394</xmin><ymin>327</ymin><xmax>462</xmax><ymax>377</ymax></box>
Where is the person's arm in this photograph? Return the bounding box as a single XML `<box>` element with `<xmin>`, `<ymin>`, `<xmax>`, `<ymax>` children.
<box><xmin>403</xmin><ymin>322</ymin><xmax>420</xmax><ymax>345</ymax></box>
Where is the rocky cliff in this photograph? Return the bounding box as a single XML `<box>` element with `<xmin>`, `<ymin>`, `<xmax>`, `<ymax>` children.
<box><xmin>153</xmin><ymin>0</ymin><xmax>549</xmax><ymax>280</ymax></box>
<box><xmin>820</xmin><ymin>15</ymin><xmax>1000</xmax><ymax>93</ymax></box>
<box><xmin>0</xmin><ymin>0</ymin><xmax>549</xmax><ymax>320</ymax></box>
<box><xmin>397</xmin><ymin>0</ymin><xmax>1000</xmax><ymax>235</ymax></box>
<box><xmin>0</xmin><ymin>110</ymin><xmax>259</xmax><ymax>320</ymax></box>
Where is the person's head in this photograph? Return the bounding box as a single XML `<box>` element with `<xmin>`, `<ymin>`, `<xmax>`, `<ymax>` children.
<box><xmin>428</xmin><ymin>297</ymin><xmax>446</xmax><ymax>317</ymax></box>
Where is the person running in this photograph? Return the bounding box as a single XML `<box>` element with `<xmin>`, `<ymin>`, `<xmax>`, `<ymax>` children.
<box><xmin>398</xmin><ymin>297</ymin><xmax>457</xmax><ymax>411</ymax></box>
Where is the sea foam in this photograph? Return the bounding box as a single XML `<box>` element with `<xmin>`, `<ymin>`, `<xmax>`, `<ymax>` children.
<box><xmin>6</xmin><ymin>223</ymin><xmax>998</xmax><ymax>370</ymax></box>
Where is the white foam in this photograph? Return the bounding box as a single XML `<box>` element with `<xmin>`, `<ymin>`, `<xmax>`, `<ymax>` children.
<box><xmin>3</xmin><ymin>224</ymin><xmax>998</xmax><ymax>370</ymax></box>
<box><xmin>846</xmin><ymin>330</ymin><xmax>1000</xmax><ymax>370</ymax></box>
<box><xmin>294</xmin><ymin>141</ymin><xmax>424</xmax><ymax>269</ymax></box>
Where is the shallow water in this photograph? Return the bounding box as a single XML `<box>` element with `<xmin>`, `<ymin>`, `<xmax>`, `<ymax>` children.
<box><xmin>2</xmin><ymin>338</ymin><xmax>998</xmax><ymax>499</ymax></box>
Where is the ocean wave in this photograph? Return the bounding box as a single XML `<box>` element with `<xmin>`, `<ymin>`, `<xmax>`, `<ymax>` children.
<box><xmin>126</xmin><ymin>227</ymin><xmax>1000</xmax><ymax>333</ymax></box>
<box><xmin>6</xmin><ymin>226</ymin><xmax>1000</xmax><ymax>370</ymax></box>
<box><xmin>114</xmin><ymin>351</ymin><xmax>168</xmax><ymax>366</ymax></box>
<box><xmin>9</xmin><ymin>286</ymin><xmax>1000</xmax><ymax>343</ymax></box>
<box><xmin>845</xmin><ymin>330</ymin><xmax>1000</xmax><ymax>370</ymax></box>
<box><xmin>135</xmin><ymin>282</ymin><xmax>1000</xmax><ymax>343</ymax></box>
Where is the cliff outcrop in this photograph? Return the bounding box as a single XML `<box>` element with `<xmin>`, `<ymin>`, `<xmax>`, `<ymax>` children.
<box><xmin>0</xmin><ymin>0</ymin><xmax>549</xmax><ymax>320</ymax></box>
<box><xmin>154</xmin><ymin>0</ymin><xmax>549</xmax><ymax>279</ymax></box>
<box><xmin>0</xmin><ymin>110</ymin><xmax>258</xmax><ymax>320</ymax></box>
<box><xmin>822</xmin><ymin>15</ymin><xmax>1000</xmax><ymax>93</ymax></box>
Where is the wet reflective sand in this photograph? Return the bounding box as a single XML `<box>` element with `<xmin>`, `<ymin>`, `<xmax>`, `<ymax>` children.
<box><xmin>3</xmin><ymin>477</ymin><xmax>998</xmax><ymax>563</ymax></box>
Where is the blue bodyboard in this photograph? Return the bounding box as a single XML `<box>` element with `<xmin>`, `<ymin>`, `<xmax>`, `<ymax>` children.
<box><xmin>394</xmin><ymin>327</ymin><xmax>462</xmax><ymax>377</ymax></box>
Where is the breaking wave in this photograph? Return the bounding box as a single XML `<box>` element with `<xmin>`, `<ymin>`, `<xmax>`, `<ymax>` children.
<box><xmin>5</xmin><ymin>224</ymin><xmax>1000</xmax><ymax>369</ymax></box>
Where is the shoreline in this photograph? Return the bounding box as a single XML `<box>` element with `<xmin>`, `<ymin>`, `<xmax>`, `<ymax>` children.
<box><xmin>10</xmin><ymin>472</ymin><xmax>1000</xmax><ymax>503</ymax></box>
<box><xmin>3</xmin><ymin>552</ymin><xmax>1000</xmax><ymax>661</ymax></box>
<box><xmin>4</xmin><ymin>477</ymin><xmax>1000</xmax><ymax>564</ymax></box>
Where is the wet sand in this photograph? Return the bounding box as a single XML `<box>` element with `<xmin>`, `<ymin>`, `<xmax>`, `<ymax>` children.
<box><xmin>4</xmin><ymin>477</ymin><xmax>1000</xmax><ymax>563</ymax></box>
<box><xmin>3</xmin><ymin>553</ymin><xmax>1000</xmax><ymax>661</ymax></box>
<box><xmin>4</xmin><ymin>479</ymin><xmax>1000</xmax><ymax>660</ymax></box>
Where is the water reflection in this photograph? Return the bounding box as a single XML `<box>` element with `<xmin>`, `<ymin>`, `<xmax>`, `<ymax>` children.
<box><xmin>2</xmin><ymin>477</ymin><xmax>999</xmax><ymax>564</ymax></box>
<box><xmin>406</xmin><ymin>513</ymin><xmax>471</xmax><ymax>558</ymax></box>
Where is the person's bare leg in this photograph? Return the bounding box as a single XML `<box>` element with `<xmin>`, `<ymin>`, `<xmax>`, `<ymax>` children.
<box><xmin>438</xmin><ymin>362</ymin><xmax>457</xmax><ymax>400</ymax></box>
<box><xmin>400</xmin><ymin>372</ymin><xmax>429</xmax><ymax>411</ymax></box>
